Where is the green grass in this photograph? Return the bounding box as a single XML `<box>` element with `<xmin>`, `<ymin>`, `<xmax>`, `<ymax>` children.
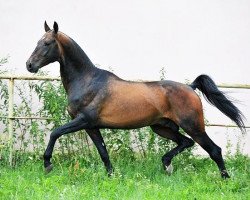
<box><xmin>0</xmin><ymin>154</ymin><xmax>249</xmax><ymax>200</ymax></box>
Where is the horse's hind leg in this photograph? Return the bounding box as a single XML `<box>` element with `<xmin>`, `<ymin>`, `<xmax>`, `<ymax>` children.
<box><xmin>151</xmin><ymin>124</ymin><xmax>194</xmax><ymax>174</ymax></box>
<box><xmin>188</xmin><ymin>131</ymin><xmax>230</xmax><ymax>178</ymax></box>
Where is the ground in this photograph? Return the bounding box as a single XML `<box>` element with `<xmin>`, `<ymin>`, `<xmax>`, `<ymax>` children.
<box><xmin>0</xmin><ymin>154</ymin><xmax>249</xmax><ymax>200</ymax></box>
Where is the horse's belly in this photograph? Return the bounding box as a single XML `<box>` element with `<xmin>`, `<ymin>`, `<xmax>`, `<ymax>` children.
<box><xmin>99</xmin><ymin>100</ymin><xmax>163</xmax><ymax>128</ymax></box>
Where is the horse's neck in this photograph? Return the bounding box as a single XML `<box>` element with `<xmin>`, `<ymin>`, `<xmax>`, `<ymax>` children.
<box><xmin>58</xmin><ymin>35</ymin><xmax>97</xmax><ymax>92</ymax></box>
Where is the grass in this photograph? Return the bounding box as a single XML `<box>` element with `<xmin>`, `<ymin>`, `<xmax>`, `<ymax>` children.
<box><xmin>0</xmin><ymin>153</ymin><xmax>249</xmax><ymax>200</ymax></box>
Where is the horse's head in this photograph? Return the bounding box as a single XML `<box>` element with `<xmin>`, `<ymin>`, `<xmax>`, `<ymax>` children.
<box><xmin>26</xmin><ymin>21</ymin><xmax>61</xmax><ymax>73</ymax></box>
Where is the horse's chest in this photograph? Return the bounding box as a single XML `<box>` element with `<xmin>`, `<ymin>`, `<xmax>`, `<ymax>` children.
<box><xmin>67</xmin><ymin>91</ymin><xmax>99</xmax><ymax>117</ymax></box>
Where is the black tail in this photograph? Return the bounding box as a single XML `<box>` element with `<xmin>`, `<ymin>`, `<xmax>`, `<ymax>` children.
<box><xmin>190</xmin><ymin>74</ymin><xmax>245</xmax><ymax>133</ymax></box>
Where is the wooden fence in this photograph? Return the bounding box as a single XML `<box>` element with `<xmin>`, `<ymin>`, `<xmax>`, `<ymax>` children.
<box><xmin>0</xmin><ymin>74</ymin><xmax>249</xmax><ymax>166</ymax></box>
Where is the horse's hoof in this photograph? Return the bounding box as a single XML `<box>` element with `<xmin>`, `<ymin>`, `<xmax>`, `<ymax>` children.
<box><xmin>221</xmin><ymin>170</ymin><xmax>230</xmax><ymax>179</ymax></box>
<box><xmin>165</xmin><ymin>164</ymin><xmax>173</xmax><ymax>175</ymax></box>
<box><xmin>45</xmin><ymin>164</ymin><xmax>53</xmax><ymax>174</ymax></box>
<box><xmin>108</xmin><ymin>172</ymin><xmax>114</xmax><ymax>177</ymax></box>
<box><xmin>107</xmin><ymin>169</ymin><xmax>114</xmax><ymax>177</ymax></box>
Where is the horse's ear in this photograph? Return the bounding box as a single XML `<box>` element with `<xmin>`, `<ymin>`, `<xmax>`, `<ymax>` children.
<box><xmin>53</xmin><ymin>21</ymin><xmax>59</xmax><ymax>34</ymax></box>
<box><xmin>44</xmin><ymin>21</ymin><xmax>51</xmax><ymax>32</ymax></box>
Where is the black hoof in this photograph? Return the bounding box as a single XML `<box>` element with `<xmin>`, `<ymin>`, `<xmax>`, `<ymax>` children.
<box><xmin>45</xmin><ymin>164</ymin><xmax>53</xmax><ymax>174</ymax></box>
<box><xmin>221</xmin><ymin>170</ymin><xmax>230</xmax><ymax>179</ymax></box>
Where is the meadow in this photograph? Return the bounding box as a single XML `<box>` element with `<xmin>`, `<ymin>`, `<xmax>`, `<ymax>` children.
<box><xmin>0</xmin><ymin>153</ymin><xmax>249</xmax><ymax>200</ymax></box>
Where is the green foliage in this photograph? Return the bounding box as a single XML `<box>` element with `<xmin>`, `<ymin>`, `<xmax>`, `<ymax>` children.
<box><xmin>35</xmin><ymin>78</ymin><xmax>69</xmax><ymax>127</ymax></box>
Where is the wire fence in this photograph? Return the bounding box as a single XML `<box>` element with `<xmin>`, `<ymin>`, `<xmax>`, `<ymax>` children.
<box><xmin>0</xmin><ymin>74</ymin><xmax>249</xmax><ymax>166</ymax></box>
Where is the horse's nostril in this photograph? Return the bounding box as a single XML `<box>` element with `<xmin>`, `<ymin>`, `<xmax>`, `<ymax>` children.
<box><xmin>26</xmin><ymin>62</ymin><xmax>32</xmax><ymax>70</ymax></box>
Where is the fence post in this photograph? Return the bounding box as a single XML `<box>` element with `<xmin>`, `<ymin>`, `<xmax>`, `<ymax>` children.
<box><xmin>8</xmin><ymin>78</ymin><xmax>14</xmax><ymax>166</ymax></box>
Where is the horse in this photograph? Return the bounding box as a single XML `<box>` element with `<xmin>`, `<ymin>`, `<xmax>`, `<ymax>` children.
<box><xmin>26</xmin><ymin>21</ymin><xmax>245</xmax><ymax>178</ymax></box>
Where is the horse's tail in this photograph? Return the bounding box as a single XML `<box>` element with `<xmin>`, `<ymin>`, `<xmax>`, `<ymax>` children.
<box><xmin>190</xmin><ymin>74</ymin><xmax>245</xmax><ymax>133</ymax></box>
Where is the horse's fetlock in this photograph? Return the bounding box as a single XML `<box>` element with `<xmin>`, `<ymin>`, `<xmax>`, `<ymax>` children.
<box><xmin>162</xmin><ymin>156</ymin><xmax>171</xmax><ymax>166</ymax></box>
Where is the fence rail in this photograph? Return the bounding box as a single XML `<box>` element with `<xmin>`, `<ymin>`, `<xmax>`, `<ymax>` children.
<box><xmin>0</xmin><ymin>74</ymin><xmax>249</xmax><ymax>166</ymax></box>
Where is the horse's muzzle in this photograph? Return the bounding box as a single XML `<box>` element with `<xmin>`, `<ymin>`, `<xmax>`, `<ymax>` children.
<box><xmin>26</xmin><ymin>61</ymin><xmax>39</xmax><ymax>73</ymax></box>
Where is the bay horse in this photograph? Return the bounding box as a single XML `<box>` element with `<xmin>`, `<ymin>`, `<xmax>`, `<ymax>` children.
<box><xmin>26</xmin><ymin>21</ymin><xmax>245</xmax><ymax>178</ymax></box>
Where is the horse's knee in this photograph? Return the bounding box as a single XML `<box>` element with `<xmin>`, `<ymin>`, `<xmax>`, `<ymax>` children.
<box><xmin>50</xmin><ymin>128</ymin><xmax>63</xmax><ymax>141</ymax></box>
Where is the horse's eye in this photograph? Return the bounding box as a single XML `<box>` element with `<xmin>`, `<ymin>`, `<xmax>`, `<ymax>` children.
<box><xmin>44</xmin><ymin>42</ymin><xmax>50</xmax><ymax>46</ymax></box>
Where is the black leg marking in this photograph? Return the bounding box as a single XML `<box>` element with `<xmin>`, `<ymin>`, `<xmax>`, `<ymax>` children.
<box><xmin>43</xmin><ymin>115</ymin><xmax>87</xmax><ymax>173</ymax></box>
<box><xmin>190</xmin><ymin>132</ymin><xmax>230</xmax><ymax>178</ymax></box>
<box><xmin>86</xmin><ymin>129</ymin><xmax>113</xmax><ymax>176</ymax></box>
<box><xmin>151</xmin><ymin>125</ymin><xmax>194</xmax><ymax>173</ymax></box>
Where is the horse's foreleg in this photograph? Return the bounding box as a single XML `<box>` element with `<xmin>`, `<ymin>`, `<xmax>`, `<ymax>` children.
<box><xmin>86</xmin><ymin>129</ymin><xmax>113</xmax><ymax>176</ymax></box>
<box><xmin>43</xmin><ymin>115</ymin><xmax>87</xmax><ymax>173</ymax></box>
<box><xmin>151</xmin><ymin>125</ymin><xmax>194</xmax><ymax>174</ymax></box>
